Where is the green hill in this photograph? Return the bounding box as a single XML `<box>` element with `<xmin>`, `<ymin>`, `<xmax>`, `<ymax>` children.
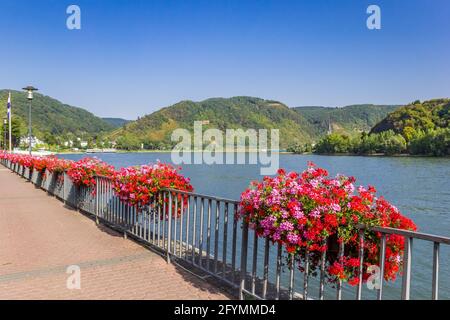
<box><xmin>294</xmin><ymin>104</ymin><xmax>400</xmax><ymax>137</ymax></box>
<box><xmin>369</xmin><ymin>99</ymin><xmax>450</xmax><ymax>155</ymax></box>
<box><xmin>312</xmin><ymin>99</ymin><xmax>450</xmax><ymax>156</ymax></box>
<box><xmin>111</xmin><ymin>98</ymin><xmax>402</xmax><ymax>150</ymax></box>
<box><xmin>370</xmin><ymin>99</ymin><xmax>450</xmax><ymax>136</ymax></box>
<box><xmin>111</xmin><ymin>96</ymin><xmax>318</xmax><ymax>149</ymax></box>
<box><xmin>0</xmin><ymin>89</ymin><xmax>113</xmax><ymax>143</ymax></box>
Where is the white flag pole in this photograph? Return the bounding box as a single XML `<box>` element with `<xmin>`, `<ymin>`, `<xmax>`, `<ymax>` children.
<box><xmin>8</xmin><ymin>92</ymin><xmax>12</xmax><ymax>153</ymax></box>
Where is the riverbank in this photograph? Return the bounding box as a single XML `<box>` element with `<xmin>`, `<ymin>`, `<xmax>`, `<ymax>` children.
<box><xmin>48</xmin><ymin>149</ymin><xmax>450</xmax><ymax>158</ymax></box>
<box><xmin>55</xmin><ymin>149</ymin><xmax>294</xmax><ymax>155</ymax></box>
<box><xmin>293</xmin><ymin>152</ymin><xmax>450</xmax><ymax>158</ymax></box>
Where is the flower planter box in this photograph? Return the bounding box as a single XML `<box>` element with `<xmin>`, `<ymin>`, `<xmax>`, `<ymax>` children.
<box><xmin>41</xmin><ymin>170</ymin><xmax>51</xmax><ymax>191</ymax></box>
<box><xmin>24</xmin><ymin>167</ymin><xmax>31</xmax><ymax>180</ymax></box>
<box><xmin>50</xmin><ymin>172</ymin><xmax>65</xmax><ymax>199</ymax></box>
<box><xmin>63</xmin><ymin>173</ymin><xmax>79</xmax><ymax>208</ymax></box>
<box><xmin>31</xmin><ymin>170</ymin><xmax>44</xmax><ymax>187</ymax></box>
<box><xmin>78</xmin><ymin>185</ymin><xmax>96</xmax><ymax>214</ymax></box>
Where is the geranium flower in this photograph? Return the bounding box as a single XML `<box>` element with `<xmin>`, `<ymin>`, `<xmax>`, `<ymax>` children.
<box><xmin>238</xmin><ymin>162</ymin><xmax>417</xmax><ymax>285</ymax></box>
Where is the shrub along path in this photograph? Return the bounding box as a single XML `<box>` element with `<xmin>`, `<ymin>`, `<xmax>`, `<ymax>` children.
<box><xmin>0</xmin><ymin>168</ymin><xmax>229</xmax><ymax>300</ymax></box>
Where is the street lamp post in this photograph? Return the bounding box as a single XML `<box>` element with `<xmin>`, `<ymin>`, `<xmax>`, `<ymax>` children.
<box><xmin>3</xmin><ymin>118</ymin><xmax>7</xmax><ymax>151</ymax></box>
<box><xmin>22</xmin><ymin>86</ymin><xmax>38</xmax><ymax>155</ymax></box>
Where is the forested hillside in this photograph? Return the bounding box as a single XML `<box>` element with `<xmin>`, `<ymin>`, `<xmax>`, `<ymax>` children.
<box><xmin>0</xmin><ymin>89</ymin><xmax>113</xmax><ymax>146</ymax></box>
<box><xmin>370</xmin><ymin>99</ymin><xmax>449</xmax><ymax>137</ymax></box>
<box><xmin>294</xmin><ymin>104</ymin><xmax>399</xmax><ymax>136</ymax></box>
<box><xmin>111</xmin><ymin>96</ymin><xmax>318</xmax><ymax>149</ymax></box>
<box><xmin>313</xmin><ymin>99</ymin><xmax>450</xmax><ymax>156</ymax></box>
<box><xmin>111</xmin><ymin>98</ymin><xmax>403</xmax><ymax>150</ymax></box>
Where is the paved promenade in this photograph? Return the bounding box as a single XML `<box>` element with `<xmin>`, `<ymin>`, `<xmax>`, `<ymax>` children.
<box><xmin>0</xmin><ymin>168</ymin><xmax>229</xmax><ymax>300</ymax></box>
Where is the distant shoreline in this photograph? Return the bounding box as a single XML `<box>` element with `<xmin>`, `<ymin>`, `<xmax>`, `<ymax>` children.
<box><xmin>54</xmin><ymin>150</ymin><xmax>294</xmax><ymax>154</ymax></box>
<box><xmin>294</xmin><ymin>152</ymin><xmax>450</xmax><ymax>158</ymax></box>
<box><xmin>50</xmin><ymin>150</ymin><xmax>450</xmax><ymax>159</ymax></box>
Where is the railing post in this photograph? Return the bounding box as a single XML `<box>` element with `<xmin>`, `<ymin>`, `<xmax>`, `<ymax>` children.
<box><xmin>401</xmin><ymin>237</ymin><xmax>413</xmax><ymax>300</ymax></box>
<box><xmin>356</xmin><ymin>229</ymin><xmax>364</xmax><ymax>300</ymax></box>
<box><xmin>336</xmin><ymin>241</ymin><xmax>344</xmax><ymax>300</ymax></box>
<box><xmin>262</xmin><ymin>238</ymin><xmax>270</xmax><ymax>299</ymax></box>
<box><xmin>377</xmin><ymin>234</ymin><xmax>387</xmax><ymax>300</ymax></box>
<box><xmin>75</xmin><ymin>179</ymin><xmax>79</xmax><ymax>210</ymax></box>
<box><xmin>95</xmin><ymin>177</ymin><xmax>99</xmax><ymax>224</ymax></box>
<box><xmin>432</xmin><ymin>242</ymin><xmax>439</xmax><ymax>300</ymax></box>
<box><xmin>63</xmin><ymin>172</ymin><xmax>68</xmax><ymax>205</ymax></box>
<box><xmin>123</xmin><ymin>210</ymin><xmax>128</xmax><ymax>238</ymax></box>
<box><xmin>167</xmin><ymin>192</ymin><xmax>172</xmax><ymax>264</ymax></box>
<box><xmin>239</xmin><ymin>220</ymin><xmax>249</xmax><ymax>300</ymax></box>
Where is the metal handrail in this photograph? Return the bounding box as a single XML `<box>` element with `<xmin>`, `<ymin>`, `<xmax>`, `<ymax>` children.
<box><xmin>163</xmin><ymin>188</ymin><xmax>240</xmax><ymax>205</ymax></box>
<box><xmin>357</xmin><ymin>224</ymin><xmax>450</xmax><ymax>244</ymax></box>
<box><xmin>94</xmin><ymin>175</ymin><xmax>241</xmax><ymax>204</ymax></box>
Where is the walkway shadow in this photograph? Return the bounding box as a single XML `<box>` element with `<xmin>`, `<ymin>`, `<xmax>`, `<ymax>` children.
<box><xmin>62</xmin><ymin>203</ymin><xmax>78</xmax><ymax>212</ymax></box>
<box><xmin>122</xmin><ymin>232</ymin><xmax>236</xmax><ymax>299</ymax></box>
<box><xmin>95</xmin><ymin>222</ymin><xmax>123</xmax><ymax>238</ymax></box>
<box><xmin>171</xmin><ymin>259</ymin><xmax>236</xmax><ymax>299</ymax></box>
<box><xmin>43</xmin><ymin>186</ymin><xmax>236</xmax><ymax>299</ymax></box>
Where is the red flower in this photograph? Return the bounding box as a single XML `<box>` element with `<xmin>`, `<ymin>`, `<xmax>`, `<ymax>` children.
<box><xmin>286</xmin><ymin>245</ymin><xmax>296</xmax><ymax>254</ymax></box>
<box><xmin>348</xmin><ymin>277</ymin><xmax>360</xmax><ymax>286</ymax></box>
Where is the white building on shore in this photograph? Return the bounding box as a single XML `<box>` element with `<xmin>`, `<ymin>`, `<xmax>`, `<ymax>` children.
<box><xmin>19</xmin><ymin>136</ymin><xmax>44</xmax><ymax>148</ymax></box>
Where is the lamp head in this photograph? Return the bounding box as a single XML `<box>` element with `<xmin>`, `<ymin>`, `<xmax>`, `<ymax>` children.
<box><xmin>22</xmin><ymin>86</ymin><xmax>38</xmax><ymax>100</ymax></box>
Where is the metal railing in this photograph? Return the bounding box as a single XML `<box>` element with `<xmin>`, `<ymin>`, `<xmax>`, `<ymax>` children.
<box><xmin>1</xmin><ymin>159</ymin><xmax>449</xmax><ymax>300</ymax></box>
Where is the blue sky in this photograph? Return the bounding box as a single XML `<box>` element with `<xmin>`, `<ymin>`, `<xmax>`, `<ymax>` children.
<box><xmin>0</xmin><ymin>0</ymin><xmax>449</xmax><ymax>119</ymax></box>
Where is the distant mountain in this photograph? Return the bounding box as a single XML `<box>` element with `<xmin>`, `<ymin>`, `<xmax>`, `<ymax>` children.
<box><xmin>294</xmin><ymin>104</ymin><xmax>400</xmax><ymax>136</ymax></box>
<box><xmin>370</xmin><ymin>99</ymin><xmax>450</xmax><ymax>136</ymax></box>
<box><xmin>110</xmin><ymin>96</ymin><xmax>318</xmax><ymax>149</ymax></box>
<box><xmin>102</xmin><ymin>117</ymin><xmax>131</xmax><ymax>128</ymax></box>
<box><xmin>0</xmin><ymin>89</ymin><xmax>113</xmax><ymax>140</ymax></box>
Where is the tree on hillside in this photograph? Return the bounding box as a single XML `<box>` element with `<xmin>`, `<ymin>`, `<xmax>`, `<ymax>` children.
<box><xmin>116</xmin><ymin>134</ymin><xmax>141</xmax><ymax>150</ymax></box>
<box><xmin>0</xmin><ymin>117</ymin><xmax>25</xmax><ymax>148</ymax></box>
<box><xmin>314</xmin><ymin>131</ymin><xmax>407</xmax><ymax>155</ymax></box>
<box><xmin>315</xmin><ymin>133</ymin><xmax>353</xmax><ymax>153</ymax></box>
<box><xmin>409</xmin><ymin>128</ymin><xmax>450</xmax><ymax>156</ymax></box>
